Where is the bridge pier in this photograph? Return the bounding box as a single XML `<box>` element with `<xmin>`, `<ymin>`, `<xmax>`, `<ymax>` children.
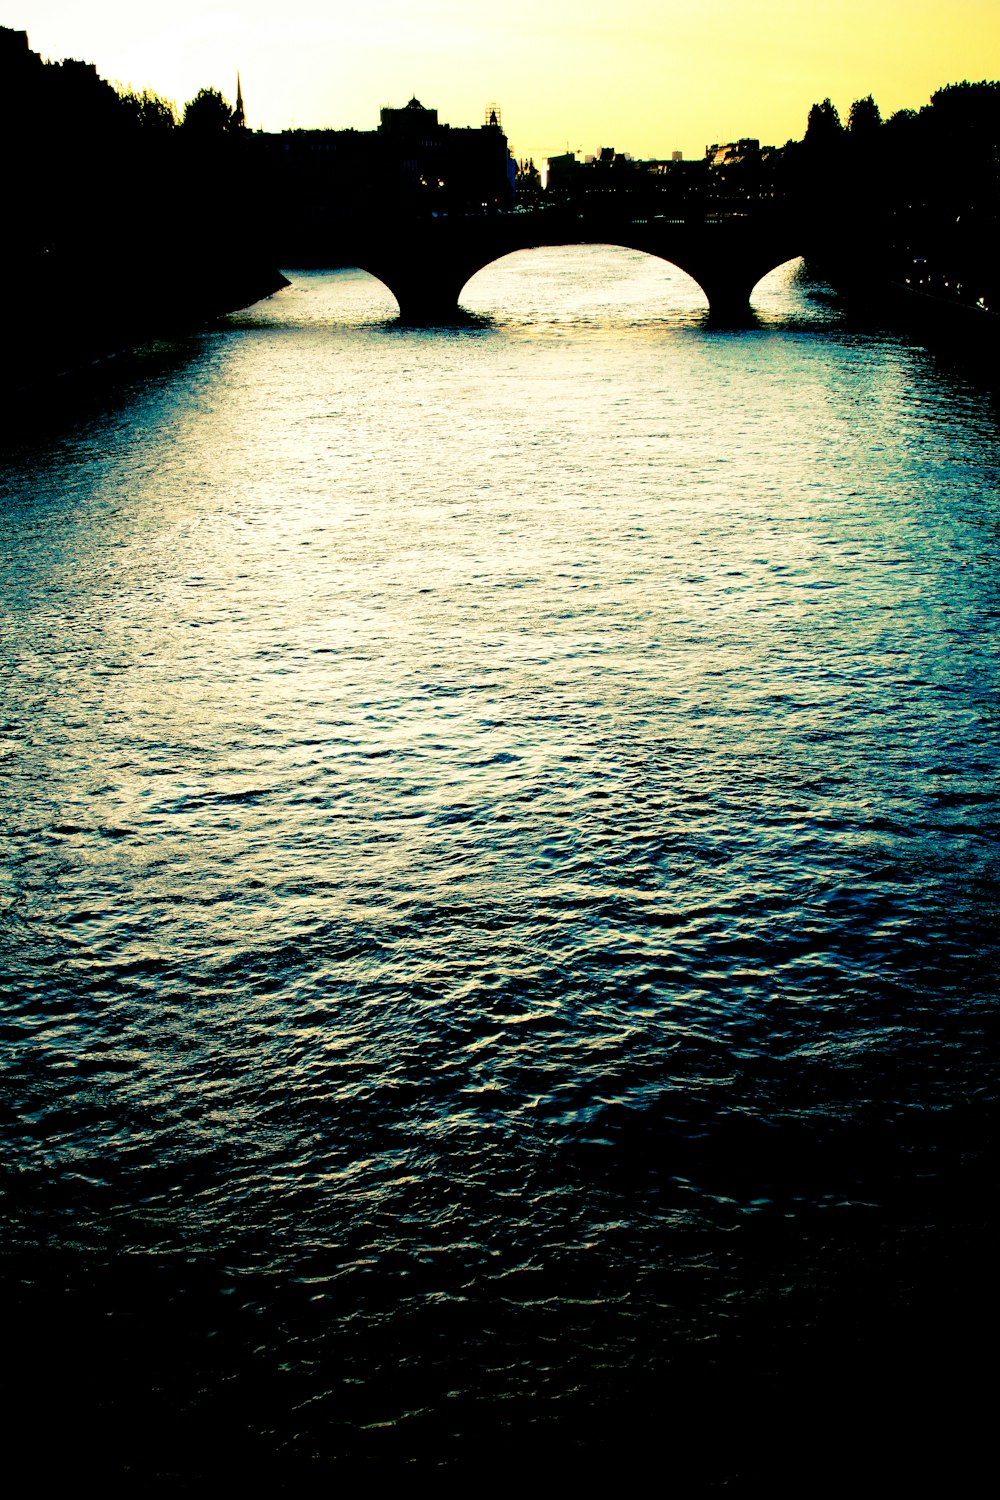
<box><xmin>659</xmin><ymin>255</ymin><xmax>760</xmax><ymax>326</ymax></box>
<box><xmin>698</xmin><ymin>275</ymin><xmax>759</xmax><ymax>325</ymax></box>
<box><xmin>353</xmin><ymin>246</ymin><xmax>473</xmax><ymax>323</ymax></box>
<box><xmin>394</xmin><ymin>284</ymin><xmax>466</xmax><ymax>324</ymax></box>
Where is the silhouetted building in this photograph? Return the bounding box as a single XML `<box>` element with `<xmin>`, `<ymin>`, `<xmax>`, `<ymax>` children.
<box><xmin>0</xmin><ymin>24</ymin><xmax>29</xmax><ymax>59</ymax></box>
<box><xmin>261</xmin><ymin>97</ymin><xmax>516</xmax><ymax>247</ymax></box>
<box><xmin>379</xmin><ymin>97</ymin><xmax>439</xmax><ymax>140</ymax></box>
<box><xmin>706</xmin><ymin>139</ymin><xmax>761</xmax><ymax>166</ymax></box>
<box><xmin>543</xmin><ymin>146</ymin><xmax>708</xmax><ymax>216</ymax></box>
<box><xmin>375</xmin><ymin>96</ymin><xmax>515</xmax><ymax>208</ymax></box>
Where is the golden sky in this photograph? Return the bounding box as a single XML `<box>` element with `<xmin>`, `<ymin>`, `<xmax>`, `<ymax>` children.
<box><xmin>11</xmin><ymin>2</ymin><xmax>1000</xmax><ymax>160</ymax></box>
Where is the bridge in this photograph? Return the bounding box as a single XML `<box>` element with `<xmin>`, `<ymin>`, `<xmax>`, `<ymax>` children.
<box><xmin>332</xmin><ymin>206</ymin><xmax>804</xmax><ymax>323</ymax></box>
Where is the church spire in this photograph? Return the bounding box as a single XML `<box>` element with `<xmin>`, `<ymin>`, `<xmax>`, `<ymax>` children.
<box><xmin>233</xmin><ymin>72</ymin><xmax>246</xmax><ymax>130</ymax></box>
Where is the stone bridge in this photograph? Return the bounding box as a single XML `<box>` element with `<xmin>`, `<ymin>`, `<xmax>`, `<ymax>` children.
<box><xmin>335</xmin><ymin>206</ymin><xmax>804</xmax><ymax>323</ymax></box>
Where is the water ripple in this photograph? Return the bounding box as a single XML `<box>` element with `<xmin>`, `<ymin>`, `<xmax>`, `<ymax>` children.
<box><xmin>1</xmin><ymin>253</ymin><xmax>998</xmax><ymax>1483</ymax></box>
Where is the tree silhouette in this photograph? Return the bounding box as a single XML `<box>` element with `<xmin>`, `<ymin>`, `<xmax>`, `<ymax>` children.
<box><xmin>928</xmin><ymin>79</ymin><xmax>1000</xmax><ymax>126</ymax></box>
<box><xmin>120</xmin><ymin>86</ymin><xmax>176</xmax><ymax>131</ymax></box>
<box><xmin>847</xmin><ymin>95</ymin><xmax>882</xmax><ymax>137</ymax></box>
<box><xmin>804</xmin><ymin>97</ymin><xmax>843</xmax><ymax>146</ymax></box>
<box><xmin>182</xmin><ymin>87</ymin><xmax>233</xmax><ymax>134</ymax></box>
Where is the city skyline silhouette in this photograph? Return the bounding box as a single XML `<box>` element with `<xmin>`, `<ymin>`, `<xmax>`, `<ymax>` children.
<box><xmin>11</xmin><ymin>0</ymin><xmax>1000</xmax><ymax>164</ymax></box>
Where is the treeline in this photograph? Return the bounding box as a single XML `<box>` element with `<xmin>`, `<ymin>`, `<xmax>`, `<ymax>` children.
<box><xmin>543</xmin><ymin>81</ymin><xmax>1000</xmax><ymax>314</ymax></box>
<box><xmin>0</xmin><ymin>26</ymin><xmax>281</xmax><ymax>388</ymax></box>
<box><xmin>785</xmin><ymin>81</ymin><xmax>1000</xmax><ymax>309</ymax></box>
<box><xmin>1</xmin><ymin>27</ymin><xmax>253</xmax><ymax>262</ymax></box>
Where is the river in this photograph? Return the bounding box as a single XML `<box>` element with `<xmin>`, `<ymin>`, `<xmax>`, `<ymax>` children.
<box><xmin>1</xmin><ymin>251</ymin><xmax>997</xmax><ymax>1488</ymax></box>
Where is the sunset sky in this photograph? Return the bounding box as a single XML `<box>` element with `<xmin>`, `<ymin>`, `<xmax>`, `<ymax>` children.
<box><xmin>10</xmin><ymin>2</ymin><xmax>1000</xmax><ymax>161</ymax></box>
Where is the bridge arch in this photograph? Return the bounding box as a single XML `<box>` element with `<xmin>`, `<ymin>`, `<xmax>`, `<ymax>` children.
<box><xmin>341</xmin><ymin>214</ymin><xmax>803</xmax><ymax>325</ymax></box>
<box><xmin>458</xmin><ymin>241</ymin><xmax>710</xmax><ymax>317</ymax></box>
<box><xmin>747</xmin><ymin>255</ymin><xmax>809</xmax><ymax>307</ymax></box>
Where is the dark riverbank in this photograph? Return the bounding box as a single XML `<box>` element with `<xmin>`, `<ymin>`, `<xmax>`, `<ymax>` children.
<box><xmin>800</xmin><ymin>256</ymin><xmax>1000</xmax><ymax>370</ymax></box>
<box><xmin>880</xmin><ymin>278</ymin><xmax>1000</xmax><ymax>359</ymax></box>
<box><xmin>3</xmin><ymin>253</ymin><xmax>289</xmax><ymax>403</ymax></box>
<box><xmin>0</xmin><ymin>25</ymin><xmax>287</xmax><ymax>402</ymax></box>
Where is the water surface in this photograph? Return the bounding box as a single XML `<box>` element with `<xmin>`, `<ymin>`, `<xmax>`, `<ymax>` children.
<box><xmin>1</xmin><ymin>251</ymin><xmax>997</xmax><ymax>1486</ymax></box>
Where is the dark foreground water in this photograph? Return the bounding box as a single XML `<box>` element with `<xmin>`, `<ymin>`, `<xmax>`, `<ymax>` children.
<box><xmin>1</xmin><ymin>255</ymin><xmax>998</xmax><ymax>1489</ymax></box>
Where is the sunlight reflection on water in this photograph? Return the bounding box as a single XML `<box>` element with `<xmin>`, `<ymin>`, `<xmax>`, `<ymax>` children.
<box><xmin>1</xmin><ymin>249</ymin><xmax>998</xmax><ymax>1484</ymax></box>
